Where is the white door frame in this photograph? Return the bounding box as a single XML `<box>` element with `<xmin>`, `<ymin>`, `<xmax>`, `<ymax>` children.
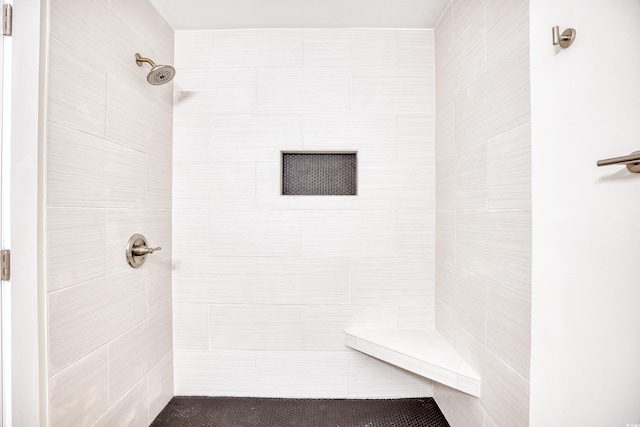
<box><xmin>7</xmin><ymin>0</ymin><xmax>44</xmax><ymax>425</ymax></box>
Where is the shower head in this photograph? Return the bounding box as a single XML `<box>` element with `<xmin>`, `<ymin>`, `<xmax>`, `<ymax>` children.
<box><xmin>135</xmin><ymin>53</ymin><xmax>175</xmax><ymax>86</ymax></box>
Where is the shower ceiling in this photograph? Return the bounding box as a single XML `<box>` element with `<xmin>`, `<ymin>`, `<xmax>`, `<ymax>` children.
<box><xmin>147</xmin><ymin>0</ymin><xmax>450</xmax><ymax>30</ymax></box>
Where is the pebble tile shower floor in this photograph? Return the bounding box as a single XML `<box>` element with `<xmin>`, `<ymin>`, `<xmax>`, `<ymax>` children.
<box><xmin>150</xmin><ymin>397</ymin><xmax>450</xmax><ymax>427</ymax></box>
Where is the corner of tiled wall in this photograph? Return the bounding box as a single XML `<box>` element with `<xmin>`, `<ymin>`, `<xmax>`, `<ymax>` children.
<box><xmin>45</xmin><ymin>0</ymin><xmax>174</xmax><ymax>425</ymax></box>
<box><xmin>434</xmin><ymin>0</ymin><xmax>532</xmax><ymax>426</ymax></box>
<box><xmin>172</xmin><ymin>28</ymin><xmax>437</xmax><ymax>399</ymax></box>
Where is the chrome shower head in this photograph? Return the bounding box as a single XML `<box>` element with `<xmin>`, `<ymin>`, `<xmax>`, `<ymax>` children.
<box><xmin>135</xmin><ymin>53</ymin><xmax>175</xmax><ymax>86</ymax></box>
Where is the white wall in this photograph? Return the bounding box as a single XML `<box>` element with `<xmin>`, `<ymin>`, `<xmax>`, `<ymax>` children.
<box><xmin>44</xmin><ymin>0</ymin><xmax>174</xmax><ymax>425</ymax></box>
<box><xmin>530</xmin><ymin>0</ymin><xmax>640</xmax><ymax>425</ymax></box>
<box><xmin>173</xmin><ymin>28</ymin><xmax>435</xmax><ymax>398</ymax></box>
<box><xmin>434</xmin><ymin>1</ymin><xmax>531</xmax><ymax>426</ymax></box>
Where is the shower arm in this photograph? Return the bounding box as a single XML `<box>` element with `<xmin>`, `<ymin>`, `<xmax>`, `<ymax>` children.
<box><xmin>135</xmin><ymin>53</ymin><xmax>156</xmax><ymax>68</ymax></box>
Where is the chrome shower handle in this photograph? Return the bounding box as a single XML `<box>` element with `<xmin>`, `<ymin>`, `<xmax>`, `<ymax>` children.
<box><xmin>126</xmin><ymin>234</ymin><xmax>162</xmax><ymax>268</ymax></box>
<box><xmin>132</xmin><ymin>246</ymin><xmax>162</xmax><ymax>256</ymax></box>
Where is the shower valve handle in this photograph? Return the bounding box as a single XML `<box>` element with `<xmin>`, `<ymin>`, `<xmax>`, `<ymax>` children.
<box><xmin>126</xmin><ymin>234</ymin><xmax>161</xmax><ymax>268</ymax></box>
<box><xmin>132</xmin><ymin>245</ymin><xmax>162</xmax><ymax>256</ymax></box>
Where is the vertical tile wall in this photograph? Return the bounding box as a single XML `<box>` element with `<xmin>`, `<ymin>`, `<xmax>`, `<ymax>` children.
<box><xmin>45</xmin><ymin>0</ymin><xmax>174</xmax><ymax>425</ymax></box>
<box><xmin>173</xmin><ymin>29</ymin><xmax>435</xmax><ymax>398</ymax></box>
<box><xmin>434</xmin><ymin>1</ymin><xmax>531</xmax><ymax>426</ymax></box>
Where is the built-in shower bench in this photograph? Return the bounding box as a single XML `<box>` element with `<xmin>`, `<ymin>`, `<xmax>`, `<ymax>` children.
<box><xmin>344</xmin><ymin>328</ymin><xmax>481</xmax><ymax>397</ymax></box>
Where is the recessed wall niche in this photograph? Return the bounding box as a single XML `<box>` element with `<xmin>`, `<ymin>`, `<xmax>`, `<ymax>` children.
<box><xmin>281</xmin><ymin>152</ymin><xmax>358</xmax><ymax>196</ymax></box>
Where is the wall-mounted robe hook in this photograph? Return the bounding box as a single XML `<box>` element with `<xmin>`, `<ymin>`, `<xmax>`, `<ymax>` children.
<box><xmin>552</xmin><ymin>26</ymin><xmax>576</xmax><ymax>48</ymax></box>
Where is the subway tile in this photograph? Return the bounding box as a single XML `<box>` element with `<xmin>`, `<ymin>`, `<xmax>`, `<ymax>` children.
<box><xmin>434</xmin><ymin>4</ymin><xmax>453</xmax><ymax>60</ymax></box>
<box><xmin>303</xmin><ymin>210</ymin><xmax>397</xmax><ymax>257</ymax></box>
<box><xmin>436</xmin><ymin>260</ymin><xmax>488</xmax><ymax>345</ymax></box>
<box><xmin>436</xmin><ymin>210</ymin><xmax>455</xmax><ymax>265</ymax></box>
<box><xmin>398</xmin><ymin>210</ymin><xmax>435</xmax><ymax>259</ymax></box>
<box><xmin>173</xmin><ymin>161</ymin><xmax>256</xmax><ymax>210</ymax></box>
<box><xmin>108</xmin><ymin>0</ymin><xmax>174</xmax><ymax>57</ymax></box>
<box><xmin>393</xmin><ymin>159</ymin><xmax>435</xmax><ymax>209</ymax></box>
<box><xmin>255</xmin><ymin>258</ymin><xmax>350</xmax><ymax>305</ymax></box>
<box><xmin>90</xmin><ymin>377</ymin><xmax>147</xmax><ymax>427</ymax></box>
<box><xmin>209</xmin><ymin>305</ymin><xmax>303</xmax><ymax>351</ymax></box>
<box><xmin>147</xmin><ymin>351</ymin><xmax>174</xmax><ymax>424</ymax></box>
<box><xmin>146</xmin><ymin>154</ymin><xmax>172</xmax><ymax>209</ymax></box>
<box><xmin>435</xmin><ymin>100</ymin><xmax>455</xmax><ymax>160</ymax></box>
<box><xmin>304</xmin><ymin>29</ymin><xmax>397</xmax><ymax>67</ymax></box>
<box><xmin>48</xmin><ymin>269</ymin><xmax>146</xmax><ymax>375</ymax></box>
<box><xmin>107</xmin><ymin>312</ymin><xmax>172</xmax><ymax>404</ymax></box>
<box><xmin>209</xmin><ymin>211</ymin><xmax>303</xmax><ymax>257</ymax></box>
<box><xmin>303</xmin><ymin>305</ymin><xmax>398</xmax><ymax>351</ymax></box>
<box><xmin>208</xmin><ymin>29</ymin><xmax>304</xmax><ymax>67</ymax></box>
<box><xmin>207</xmin><ymin>114</ymin><xmax>302</xmax><ymax>161</ymax></box>
<box><xmin>173</xmin><ymin>113</ymin><xmax>213</xmax><ymax>162</ymax></box>
<box><xmin>351</xmin><ymin>258</ymin><xmax>434</xmax><ymax>306</ymax></box>
<box><xmin>302</xmin><ymin>114</ymin><xmax>397</xmax><ymax>161</ymax></box>
<box><xmin>48</xmin><ymin>37</ymin><xmax>107</xmax><ymax>138</ymax></box>
<box><xmin>456</xmin><ymin>268</ymin><xmax>489</xmax><ymax>343</ymax></box>
<box><xmin>482</xmin><ymin>352</ymin><xmax>530</xmax><ymax>427</ymax></box>
<box><xmin>398</xmin><ymin>306</ymin><xmax>435</xmax><ymax>329</ymax></box>
<box><xmin>173</xmin><ymin>257</ymin><xmax>258</xmax><ymax>304</ymax></box>
<box><xmin>172</xmin><ymin>210</ymin><xmax>209</xmax><ymax>258</ymax></box>
<box><xmin>105</xmin><ymin>208</ymin><xmax>171</xmax><ymax>275</ymax></box>
<box><xmin>47</xmin><ymin>208</ymin><xmax>106</xmax><ymax>292</ymax></box>
<box><xmin>256</xmin><ymin>351</ymin><xmax>349</xmax><ymax>398</ymax></box>
<box><xmin>486</xmin><ymin>282</ymin><xmax>531</xmax><ymax>379</ymax></box>
<box><xmin>174</xmin><ymin>69</ymin><xmax>257</xmax><ymax>114</ymax></box>
<box><xmin>398</xmin><ymin>30</ymin><xmax>434</xmax><ymax>69</ymax></box>
<box><xmin>487</xmin><ymin>122</ymin><xmax>531</xmax><ymax>210</ymax></box>
<box><xmin>351</xmin><ymin>68</ymin><xmax>434</xmax><ymax>114</ymax></box>
<box><xmin>175</xmin><ymin>31</ymin><xmax>215</xmax><ymax>69</ymax></box>
<box><xmin>147</xmin><ymin>258</ymin><xmax>172</xmax><ymax>317</ymax></box>
<box><xmin>484</xmin><ymin>415</ymin><xmax>499</xmax><ymax>427</ymax></box>
<box><xmin>47</xmin><ymin>123</ymin><xmax>145</xmax><ymax>208</ymax></box>
<box><xmin>106</xmin><ymin>76</ymin><xmax>172</xmax><ymax>159</ymax></box>
<box><xmin>456</xmin><ymin>210</ymin><xmax>531</xmax><ymax>294</ymax></box>
<box><xmin>173</xmin><ymin>303</ymin><xmax>209</xmax><ymax>350</ymax></box>
<box><xmin>257</xmin><ymin>67</ymin><xmax>350</xmax><ymax>114</ymax></box>
<box><xmin>49</xmin><ymin>347</ymin><xmax>108</xmax><ymax>427</ymax></box>
<box><xmin>398</xmin><ymin>115</ymin><xmax>435</xmax><ymax>161</ymax></box>
<box><xmin>348</xmin><ymin>350</ymin><xmax>433</xmax><ymax>398</ymax></box>
<box><xmin>433</xmin><ymin>383</ymin><xmax>484</xmax><ymax>427</ymax></box>
<box><xmin>485</xmin><ymin>0</ymin><xmax>529</xmax><ymax>69</ymax></box>
<box><xmin>174</xmin><ymin>350</ymin><xmax>256</xmax><ymax>396</ymax></box>
<box><xmin>448</xmin><ymin>0</ymin><xmax>487</xmax><ymax>102</ymax></box>
<box><xmin>50</xmin><ymin>0</ymin><xmax>116</xmax><ymax>73</ymax></box>
<box><xmin>455</xmin><ymin>50</ymin><xmax>530</xmax><ymax>153</ymax></box>
<box><xmin>436</xmin><ymin>144</ymin><xmax>487</xmax><ymax>211</ymax></box>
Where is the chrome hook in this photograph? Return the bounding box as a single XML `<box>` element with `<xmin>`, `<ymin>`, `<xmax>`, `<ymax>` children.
<box><xmin>552</xmin><ymin>26</ymin><xmax>576</xmax><ymax>49</ymax></box>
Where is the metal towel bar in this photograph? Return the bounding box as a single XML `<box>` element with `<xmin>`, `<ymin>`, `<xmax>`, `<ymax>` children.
<box><xmin>597</xmin><ymin>151</ymin><xmax>640</xmax><ymax>173</ymax></box>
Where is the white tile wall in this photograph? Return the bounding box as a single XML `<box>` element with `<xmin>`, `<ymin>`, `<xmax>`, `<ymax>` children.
<box><xmin>348</xmin><ymin>350</ymin><xmax>433</xmax><ymax>398</ymax></box>
<box><xmin>48</xmin><ymin>270</ymin><xmax>146</xmax><ymax>375</ymax></box>
<box><xmin>147</xmin><ymin>351</ymin><xmax>175</xmax><ymax>424</ymax></box>
<box><xmin>434</xmin><ymin>0</ymin><xmax>531</xmax><ymax>425</ymax></box>
<box><xmin>47</xmin><ymin>208</ymin><xmax>106</xmax><ymax>292</ymax></box>
<box><xmin>255</xmin><ymin>352</ymin><xmax>349</xmax><ymax>398</ymax></box>
<box><xmin>174</xmin><ymin>28</ymin><xmax>435</xmax><ymax>398</ymax></box>
<box><xmin>174</xmin><ymin>350</ymin><xmax>257</xmax><ymax>396</ymax></box>
<box><xmin>90</xmin><ymin>378</ymin><xmax>148</xmax><ymax>427</ymax></box>
<box><xmin>49</xmin><ymin>348</ymin><xmax>108</xmax><ymax>427</ymax></box>
<box><xmin>45</xmin><ymin>0</ymin><xmax>173</xmax><ymax>424</ymax></box>
<box><xmin>208</xmin><ymin>305</ymin><xmax>303</xmax><ymax>351</ymax></box>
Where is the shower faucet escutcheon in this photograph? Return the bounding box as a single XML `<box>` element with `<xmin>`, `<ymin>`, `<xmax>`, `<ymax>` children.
<box><xmin>126</xmin><ymin>233</ymin><xmax>162</xmax><ymax>268</ymax></box>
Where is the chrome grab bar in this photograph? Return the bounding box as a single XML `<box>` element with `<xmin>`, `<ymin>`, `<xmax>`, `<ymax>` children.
<box><xmin>597</xmin><ymin>151</ymin><xmax>640</xmax><ymax>173</ymax></box>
